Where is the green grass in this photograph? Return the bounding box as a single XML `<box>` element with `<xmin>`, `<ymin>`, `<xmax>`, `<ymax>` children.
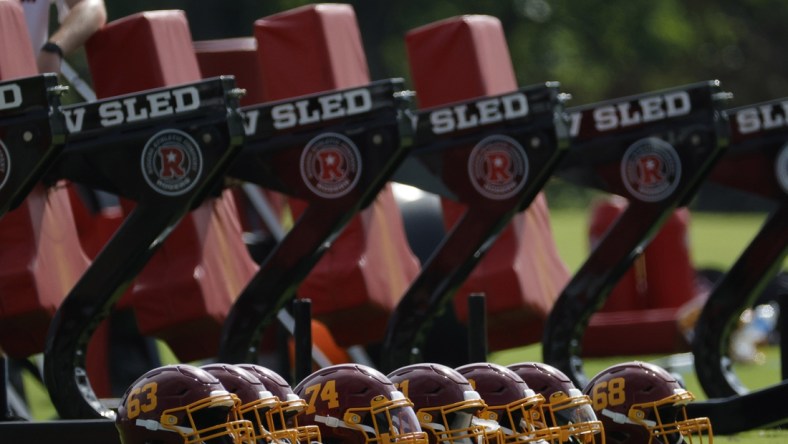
<box><xmin>547</xmin><ymin>207</ymin><xmax>783</xmax><ymax>274</ymax></box>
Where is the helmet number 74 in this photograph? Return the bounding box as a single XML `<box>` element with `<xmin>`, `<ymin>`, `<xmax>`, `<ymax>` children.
<box><xmin>303</xmin><ymin>380</ymin><xmax>340</xmax><ymax>414</ymax></box>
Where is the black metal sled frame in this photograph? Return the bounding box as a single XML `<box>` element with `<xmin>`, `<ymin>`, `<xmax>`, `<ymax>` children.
<box><xmin>542</xmin><ymin>81</ymin><xmax>731</xmax><ymax>388</ymax></box>
<box><xmin>217</xmin><ymin>78</ymin><xmax>414</xmax><ymax>363</ymax></box>
<box><xmin>42</xmin><ymin>76</ymin><xmax>245</xmax><ymax>420</ymax></box>
<box><xmin>379</xmin><ymin>82</ymin><xmax>570</xmax><ymax>373</ymax></box>
<box><xmin>685</xmin><ymin>98</ymin><xmax>788</xmax><ymax>433</ymax></box>
<box><xmin>0</xmin><ymin>74</ymin><xmax>67</xmax><ymax>217</ymax></box>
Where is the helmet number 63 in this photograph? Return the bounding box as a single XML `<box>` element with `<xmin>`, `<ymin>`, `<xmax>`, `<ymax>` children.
<box><xmin>127</xmin><ymin>382</ymin><xmax>158</xmax><ymax>419</ymax></box>
<box><xmin>590</xmin><ymin>377</ymin><xmax>626</xmax><ymax>411</ymax></box>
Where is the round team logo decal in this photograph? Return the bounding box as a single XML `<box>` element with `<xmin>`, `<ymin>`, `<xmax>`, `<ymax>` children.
<box><xmin>620</xmin><ymin>137</ymin><xmax>682</xmax><ymax>202</ymax></box>
<box><xmin>776</xmin><ymin>143</ymin><xmax>788</xmax><ymax>195</ymax></box>
<box><xmin>468</xmin><ymin>134</ymin><xmax>529</xmax><ymax>200</ymax></box>
<box><xmin>300</xmin><ymin>132</ymin><xmax>361</xmax><ymax>198</ymax></box>
<box><xmin>0</xmin><ymin>139</ymin><xmax>10</xmax><ymax>191</ymax></box>
<box><xmin>141</xmin><ymin>129</ymin><xmax>203</xmax><ymax>196</ymax></box>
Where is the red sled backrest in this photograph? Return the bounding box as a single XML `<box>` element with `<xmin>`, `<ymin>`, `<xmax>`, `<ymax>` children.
<box><xmin>254</xmin><ymin>3</ymin><xmax>370</xmax><ymax>101</ymax></box>
<box><xmin>85</xmin><ymin>10</ymin><xmax>257</xmax><ymax>361</ymax></box>
<box><xmin>406</xmin><ymin>15</ymin><xmax>570</xmax><ymax>350</ymax></box>
<box><xmin>252</xmin><ymin>3</ymin><xmax>419</xmax><ymax>346</ymax></box>
<box><xmin>194</xmin><ymin>37</ymin><xmax>266</xmax><ymax>107</ymax></box>
<box><xmin>86</xmin><ymin>10</ymin><xmax>201</xmax><ymax>96</ymax></box>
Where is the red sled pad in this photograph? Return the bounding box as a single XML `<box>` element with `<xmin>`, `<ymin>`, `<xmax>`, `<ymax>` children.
<box><xmin>582</xmin><ymin>197</ymin><xmax>695</xmax><ymax>356</ymax></box>
<box><xmin>130</xmin><ymin>191</ymin><xmax>258</xmax><ymax>361</ymax></box>
<box><xmin>0</xmin><ymin>185</ymin><xmax>89</xmax><ymax>357</ymax></box>
<box><xmin>582</xmin><ymin>308</ymin><xmax>689</xmax><ymax>357</ymax></box>
<box><xmin>253</xmin><ymin>4</ymin><xmax>419</xmax><ymax>346</ymax></box>
<box><xmin>406</xmin><ymin>15</ymin><xmax>570</xmax><ymax>351</ymax></box>
<box><xmin>0</xmin><ymin>0</ymin><xmax>37</xmax><ymax>79</ymax></box>
<box><xmin>85</xmin><ymin>10</ymin><xmax>201</xmax><ymax>98</ymax></box>
<box><xmin>296</xmin><ymin>185</ymin><xmax>420</xmax><ymax>346</ymax></box>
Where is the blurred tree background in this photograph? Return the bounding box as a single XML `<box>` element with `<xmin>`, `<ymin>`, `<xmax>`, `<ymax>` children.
<box><xmin>94</xmin><ymin>0</ymin><xmax>788</xmax><ymax>107</ymax></box>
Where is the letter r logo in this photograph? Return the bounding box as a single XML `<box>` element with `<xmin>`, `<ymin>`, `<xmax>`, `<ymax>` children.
<box><xmin>637</xmin><ymin>154</ymin><xmax>663</xmax><ymax>185</ymax></box>
<box><xmin>159</xmin><ymin>146</ymin><xmax>185</xmax><ymax>178</ymax></box>
<box><xmin>318</xmin><ymin>148</ymin><xmax>345</xmax><ymax>181</ymax></box>
<box><xmin>485</xmin><ymin>151</ymin><xmax>512</xmax><ymax>184</ymax></box>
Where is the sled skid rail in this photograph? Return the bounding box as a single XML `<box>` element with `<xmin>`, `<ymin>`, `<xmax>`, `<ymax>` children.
<box><xmin>685</xmin><ymin>97</ymin><xmax>788</xmax><ymax>432</ymax></box>
<box><xmin>0</xmin><ymin>419</ymin><xmax>119</xmax><ymax>444</ymax></box>
<box><xmin>42</xmin><ymin>77</ymin><xmax>246</xmax><ymax>420</ymax></box>
<box><xmin>542</xmin><ymin>81</ymin><xmax>731</xmax><ymax>388</ymax></box>
<box><xmin>686</xmin><ymin>380</ymin><xmax>788</xmax><ymax>434</ymax></box>
<box><xmin>380</xmin><ymin>83</ymin><xmax>570</xmax><ymax>372</ymax></box>
<box><xmin>0</xmin><ymin>74</ymin><xmax>67</xmax><ymax>216</ymax></box>
<box><xmin>217</xmin><ymin>79</ymin><xmax>414</xmax><ymax>363</ymax></box>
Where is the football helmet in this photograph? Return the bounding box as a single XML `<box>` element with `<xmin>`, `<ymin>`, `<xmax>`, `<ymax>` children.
<box><xmin>115</xmin><ymin>364</ymin><xmax>255</xmax><ymax>444</ymax></box>
<box><xmin>508</xmin><ymin>362</ymin><xmax>605</xmax><ymax>444</ymax></box>
<box><xmin>388</xmin><ymin>363</ymin><xmax>501</xmax><ymax>444</ymax></box>
<box><xmin>237</xmin><ymin>363</ymin><xmax>322</xmax><ymax>444</ymax></box>
<box><xmin>293</xmin><ymin>363</ymin><xmax>429</xmax><ymax>444</ymax></box>
<box><xmin>583</xmin><ymin>361</ymin><xmax>713</xmax><ymax>444</ymax></box>
<box><xmin>456</xmin><ymin>362</ymin><xmax>560</xmax><ymax>443</ymax></box>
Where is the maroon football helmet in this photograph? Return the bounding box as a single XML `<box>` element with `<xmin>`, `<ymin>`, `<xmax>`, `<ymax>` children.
<box><xmin>115</xmin><ymin>364</ymin><xmax>255</xmax><ymax>444</ymax></box>
<box><xmin>237</xmin><ymin>363</ymin><xmax>322</xmax><ymax>444</ymax></box>
<box><xmin>456</xmin><ymin>362</ymin><xmax>560</xmax><ymax>443</ymax></box>
<box><xmin>508</xmin><ymin>362</ymin><xmax>605</xmax><ymax>444</ymax></box>
<box><xmin>388</xmin><ymin>363</ymin><xmax>500</xmax><ymax>444</ymax></box>
<box><xmin>293</xmin><ymin>363</ymin><xmax>428</xmax><ymax>444</ymax></box>
<box><xmin>583</xmin><ymin>361</ymin><xmax>713</xmax><ymax>444</ymax></box>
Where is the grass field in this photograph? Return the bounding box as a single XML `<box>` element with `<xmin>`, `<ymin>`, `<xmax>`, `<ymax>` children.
<box><xmin>17</xmin><ymin>205</ymin><xmax>787</xmax><ymax>442</ymax></box>
<box><xmin>547</xmin><ymin>206</ymin><xmax>781</xmax><ymax>274</ymax></box>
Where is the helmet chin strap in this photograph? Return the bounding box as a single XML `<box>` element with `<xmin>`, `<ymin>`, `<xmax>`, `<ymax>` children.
<box><xmin>315</xmin><ymin>414</ymin><xmax>378</xmax><ymax>435</ymax></box>
<box><xmin>600</xmin><ymin>409</ymin><xmax>657</xmax><ymax>427</ymax></box>
<box><xmin>135</xmin><ymin>418</ymin><xmax>193</xmax><ymax>434</ymax></box>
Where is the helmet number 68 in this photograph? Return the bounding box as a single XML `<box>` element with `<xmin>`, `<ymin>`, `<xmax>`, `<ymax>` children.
<box><xmin>590</xmin><ymin>377</ymin><xmax>626</xmax><ymax>411</ymax></box>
